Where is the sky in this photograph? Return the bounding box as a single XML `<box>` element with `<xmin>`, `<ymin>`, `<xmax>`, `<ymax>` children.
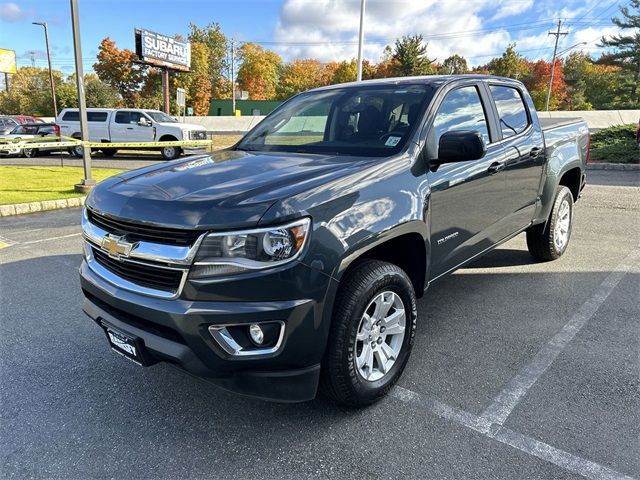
<box><xmin>0</xmin><ymin>0</ymin><xmax>625</xmax><ymax>75</ymax></box>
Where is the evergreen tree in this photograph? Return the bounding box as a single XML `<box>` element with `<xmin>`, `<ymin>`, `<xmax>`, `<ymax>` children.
<box><xmin>598</xmin><ymin>0</ymin><xmax>640</xmax><ymax>107</ymax></box>
<box><xmin>392</xmin><ymin>35</ymin><xmax>435</xmax><ymax>76</ymax></box>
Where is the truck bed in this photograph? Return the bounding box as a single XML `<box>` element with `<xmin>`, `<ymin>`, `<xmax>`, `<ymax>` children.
<box><xmin>539</xmin><ymin>117</ymin><xmax>584</xmax><ymax>131</ymax></box>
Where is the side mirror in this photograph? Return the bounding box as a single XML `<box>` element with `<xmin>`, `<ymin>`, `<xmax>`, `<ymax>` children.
<box><xmin>438</xmin><ymin>130</ymin><xmax>486</xmax><ymax>163</ymax></box>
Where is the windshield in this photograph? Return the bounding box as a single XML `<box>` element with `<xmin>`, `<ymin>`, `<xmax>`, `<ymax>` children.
<box><xmin>10</xmin><ymin>125</ymin><xmax>39</xmax><ymax>135</ymax></box>
<box><xmin>145</xmin><ymin>111</ymin><xmax>177</xmax><ymax>123</ymax></box>
<box><xmin>237</xmin><ymin>84</ymin><xmax>433</xmax><ymax>157</ymax></box>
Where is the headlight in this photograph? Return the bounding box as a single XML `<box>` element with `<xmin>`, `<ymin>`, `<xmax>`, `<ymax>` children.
<box><xmin>189</xmin><ymin>130</ymin><xmax>206</xmax><ymax>140</ymax></box>
<box><xmin>189</xmin><ymin>218</ymin><xmax>311</xmax><ymax>279</ymax></box>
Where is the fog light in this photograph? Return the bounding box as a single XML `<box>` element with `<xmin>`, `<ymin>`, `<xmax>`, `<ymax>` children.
<box><xmin>249</xmin><ymin>324</ymin><xmax>264</xmax><ymax>345</ymax></box>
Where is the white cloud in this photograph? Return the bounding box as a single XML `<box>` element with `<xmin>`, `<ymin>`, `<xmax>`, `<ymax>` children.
<box><xmin>491</xmin><ymin>0</ymin><xmax>534</xmax><ymax>21</ymax></box>
<box><xmin>0</xmin><ymin>2</ymin><xmax>33</xmax><ymax>22</ymax></box>
<box><xmin>274</xmin><ymin>0</ymin><xmax>500</xmax><ymax>64</ymax></box>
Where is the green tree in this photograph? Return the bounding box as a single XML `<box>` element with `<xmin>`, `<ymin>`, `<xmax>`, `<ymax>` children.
<box><xmin>392</xmin><ymin>35</ymin><xmax>435</xmax><ymax>76</ymax></box>
<box><xmin>486</xmin><ymin>43</ymin><xmax>528</xmax><ymax>79</ymax></box>
<box><xmin>0</xmin><ymin>67</ymin><xmax>66</xmax><ymax>116</ymax></box>
<box><xmin>276</xmin><ymin>59</ymin><xmax>324</xmax><ymax>100</ymax></box>
<box><xmin>562</xmin><ymin>52</ymin><xmax>593</xmax><ymax>110</ymax></box>
<box><xmin>441</xmin><ymin>54</ymin><xmax>469</xmax><ymax>74</ymax></box>
<box><xmin>188</xmin><ymin>22</ymin><xmax>228</xmax><ymax>99</ymax></box>
<box><xmin>237</xmin><ymin>43</ymin><xmax>282</xmax><ymax>100</ymax></box>
<box><xmin>598</xmin><ymin>0</ymin><xmax>640</xmax><ymax>107</ymax></box>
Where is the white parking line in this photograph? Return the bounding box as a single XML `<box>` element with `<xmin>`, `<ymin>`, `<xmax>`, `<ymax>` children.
<box><xmin>478</xmin><ymin>247</ymin><xmax>640</xmax><ymax>429</ymax></box>
<box><xmin>20</xmin><ymin>232</ymin><xmax>82</xmax><ymax>245</ymax></box>
<box><xmin>392</xmin><ymin>387</ymin><xmax>635</xmax><ymax>480</ymax></box>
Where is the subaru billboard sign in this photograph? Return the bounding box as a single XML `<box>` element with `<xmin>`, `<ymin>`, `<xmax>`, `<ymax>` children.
<box><xmin>135</xmin><ymin>29</ymin><xmax>191</xmax><ymax>71</ymax></box>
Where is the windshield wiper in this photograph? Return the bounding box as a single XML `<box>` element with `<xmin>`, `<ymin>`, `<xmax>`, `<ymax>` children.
<box><xmin>236</xmin><ymin>145</ymin><xmax>259</xmax><ymax>152</ymax></box>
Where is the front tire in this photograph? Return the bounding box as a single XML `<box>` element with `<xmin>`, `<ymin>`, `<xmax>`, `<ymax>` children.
<box><xmin>526</xmin><ymin>185</ymin><xmax>574</xmax><ymax>261</ymax></box>
<box><xmin>161</xmin><ymin>145</ymin><xmax>181</xmax><ymax>160</ymax></box>
<box><xmin>69</xmin><ymin>144</ymin><xmax>83</xmax><ymax>158</ymax></box>
<box><xmin>22</xmin><ymin>148</ymin><xmax>38</xmax><ymax>158</ymax></box>
<box><xmin>320</xmin><ymin>260</ymin><xmax>417</xmax><ymax>407</ymax></box>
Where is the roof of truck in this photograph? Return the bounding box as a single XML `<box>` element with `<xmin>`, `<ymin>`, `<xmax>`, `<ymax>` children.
<box><xmin>309</xmin><ymin>74</ymin><xmax>523</xmax><ymax>92</ymax></box>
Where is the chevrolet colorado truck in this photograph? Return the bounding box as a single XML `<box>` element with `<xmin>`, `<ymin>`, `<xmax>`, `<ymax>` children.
<box><xmin>80</xmin><ymin>75</ymin><xmax>589</xmax><ymax>406</ymax></box>
<box><xmin>57</xmin><ymin>108</ymin><xmax>207</xmax><ymax>160</ymax></box>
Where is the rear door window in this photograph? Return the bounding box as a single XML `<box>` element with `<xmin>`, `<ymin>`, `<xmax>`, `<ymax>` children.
<box><xmin>87</xmin><ymin>111</ymin><xmax>108</xmax><ymax>122</ymax></box>
<box><xmin>490</xmin><ymin>85</ymin><xmax>530</xmax><ymax>138</ymax></box>
<box><xmin>433</xmin><ymin>86</ymin><xmax>490</xmax><ymax>145</ymax></box>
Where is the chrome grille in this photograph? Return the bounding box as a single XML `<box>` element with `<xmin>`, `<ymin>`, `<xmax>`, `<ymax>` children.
<box><xmin>87</xmin><ymin>208</ymin><xmax>202</xmax><ymax>246</ymax></box>
<box><xmin>92</xmin><ymin>247</ymin><xmax>184</xmax><ymax>293</ymax></box>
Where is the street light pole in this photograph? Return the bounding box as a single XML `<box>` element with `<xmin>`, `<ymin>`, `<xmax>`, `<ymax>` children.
<box><xmin>32</xmin><ymin>21</ymin><xmax>58</xmax><ymax>118</ymax></box>
<box><xmin>231</xmin><ymin>38</ymin><xmax>236</xmax><ymax>115</ymax></box>
<box><xmin>356</xmin><ymin>0</ymin><xmax>366</xmax><ymax>82</ymax></box>
<box><xmin>70</xmin><ymin>0</ymin><xmax>94</xmax><ymax>192</ymax></box>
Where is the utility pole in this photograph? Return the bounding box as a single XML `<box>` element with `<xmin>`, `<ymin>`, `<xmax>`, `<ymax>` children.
<box><xmin>231</xmin><ymin>38</ymin><xmax>236</xmax><ymax>115</ymax></box>
<box><xmin>70</xmin><ymin>0</ymin><xmax>95</xmax><ymax>193</ymax></box>
<box><xmin>544</xmin><ymin>19</ymin><xmax>568</xmax><ymax>111</ymax></box>
<box><xmin>356</xmin><ymin>0</ymin><xmax>366</xmax><ymax>82</ymax></box>
<box><xmin>33</xmin><ymin>21</ymin><xmax>58</xmax><ymax>118</ymax></box>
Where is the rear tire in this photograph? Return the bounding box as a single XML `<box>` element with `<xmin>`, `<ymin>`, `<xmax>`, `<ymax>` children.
<box><xmin>69</xmin><ymin>144</ymin><xmax>83</xmax><ymax>158</ymax></box>
<box><xmin>320</xmin><ymin>260</ymin><xmax>417</xmax><ymax>407</ymax></box>
<box><xmin>101</xmin><ymin>148</ymin><xmax>117</xmax><ymax>157</ymax></box>
<box><xmin>526</xmin><ymin>186</ymin><xmax>574</xmax><ymax>261</ymax></box>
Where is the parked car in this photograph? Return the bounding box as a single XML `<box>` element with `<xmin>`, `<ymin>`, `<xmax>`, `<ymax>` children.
<box><xmin>0</xmin><ymin>115</ymin><xmax>45</xmax><ymax>135</ymax></box>
<box><xmin>0</xmin><ymin>123</ymin><xmax>62</xmax><ymax>157</ymax></box>
<box><xmin>80</xmin><ymin>75</ymin><xmax>589</xmax><ymax>406</ymax></box>
<box><xmin>56</xmin><ymin>108</ymin><xmax>207</xmax><ymax>160</ymax></box>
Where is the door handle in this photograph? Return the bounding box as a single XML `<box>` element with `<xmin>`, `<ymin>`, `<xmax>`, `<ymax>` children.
<box><xmin>126</xmin><ymin>127</ymin><xmax>134</xmax><ymax>130</ymax></box>
<box><xmin>488</xmin><ymin>161</ymin><xmax>506</xmax><ymax>174</ymax></box>
<box><xmin>530</xmin><ymin>147</ymin><xmax>542</xmax><ymax>158</ymax></box>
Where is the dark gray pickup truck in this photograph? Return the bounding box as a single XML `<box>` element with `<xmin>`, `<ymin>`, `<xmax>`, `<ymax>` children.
<box><xmin>80</xmin><ymin>75</ymin><xmax>589</xmax><ymax>406</ymax></box>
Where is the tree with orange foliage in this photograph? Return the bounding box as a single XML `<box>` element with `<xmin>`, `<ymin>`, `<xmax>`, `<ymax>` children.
<box><xmin>523</xmin><ymin>59</ymin><xmax>567</xmax><ymax>110</ymax></box>
<box><xmin>93</xmin><ymin>38</ymin><xmax>145</xmax><ymax>106</ymax></box>
<box><xmin>237</xmin><ymin>43</ymin><xmax>282</xmax><ymax>100</ymax></box>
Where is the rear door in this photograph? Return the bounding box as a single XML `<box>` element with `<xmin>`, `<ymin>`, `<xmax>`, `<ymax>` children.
<box><xmin>426</xmin><ymin>83</ymin><xmax>510</xmax><ymax>279</ymax></box>
<box><xmin>487</xmin><ymin>84</ymin><xmax>545</xmax><ymax>233</ymax></box>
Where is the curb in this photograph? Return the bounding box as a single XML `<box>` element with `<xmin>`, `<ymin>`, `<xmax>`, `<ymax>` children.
<box><xmin>0</xmin><ymin>196</ymin><xmax>86</xmax><ymax>217</ymax></box>
<box><xmin>586</xmin><ymin>163</ymin><xmax>640</xmax><ymax>171</ymax></box>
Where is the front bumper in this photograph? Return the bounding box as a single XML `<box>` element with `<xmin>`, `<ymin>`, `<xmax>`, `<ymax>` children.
<box><xmin>80</xmin><ymin>258</ymin><xmax>337</xmax><ymax>402</ymax></box>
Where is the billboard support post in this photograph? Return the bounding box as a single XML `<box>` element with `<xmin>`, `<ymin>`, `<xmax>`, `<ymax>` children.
<box><xmin>162</xmin><ymin>67</ymin><xmax>170</xmax><ymax>114</ymax></box>
<box><xmin>3</xmin><ymin>73</ymin><xmax>7</xmax><ymax>92</ymax></box>
<box><xmin>70</xmin><ymin>0</ymin><xmax>95</xmax><ymax>193</ymax></box>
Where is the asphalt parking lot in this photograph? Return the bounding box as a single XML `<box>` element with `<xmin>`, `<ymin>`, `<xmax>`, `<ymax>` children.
<box><xmin>1</xmin><ymin>170</ymin><xmax>638</xmax><ymax>479</ymax></box>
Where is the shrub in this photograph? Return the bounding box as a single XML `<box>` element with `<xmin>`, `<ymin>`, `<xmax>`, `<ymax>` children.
<box><xmin>590</xmin><ymin>124</ymin><xmax>639</xmax><ymax>164</ymax></box>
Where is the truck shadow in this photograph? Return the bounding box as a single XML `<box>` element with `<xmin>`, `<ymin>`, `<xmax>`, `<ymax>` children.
<box><xmin>2</xmin><ymin>251</ymin><xmax>637</xmax><ymax>471</ymax></box>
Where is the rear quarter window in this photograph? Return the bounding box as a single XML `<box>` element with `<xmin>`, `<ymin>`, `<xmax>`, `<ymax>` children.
<box><xmin>490</xmin><ymin>85</ymin><xmax>530</xmax><ymax>138</ymax></box>
<box><xmin>62</xmin><ymin>111</ymin><xmax>79</xmax><ymax>121</ymax></box>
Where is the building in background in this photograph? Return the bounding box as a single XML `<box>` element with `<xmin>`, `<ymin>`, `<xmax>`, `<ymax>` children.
<box><xmin>208</xmin><ymin>99</ymin><xmax>282</xmax><ymax>116</ymax></box>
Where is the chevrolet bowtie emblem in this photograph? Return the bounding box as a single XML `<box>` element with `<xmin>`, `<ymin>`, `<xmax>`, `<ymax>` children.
<box><xmin>101</xmin><ymin>234</ymin><xmax>135</xmax><ymax>260</ymax></box>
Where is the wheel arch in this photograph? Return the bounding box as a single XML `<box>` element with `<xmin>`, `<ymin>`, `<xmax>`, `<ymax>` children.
<box><xmin>336</xmin><ymin>223</ymin><xmax>429</xmax><ymax>298</ymax></box>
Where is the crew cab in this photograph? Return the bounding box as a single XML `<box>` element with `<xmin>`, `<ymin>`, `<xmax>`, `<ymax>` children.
<box><xmin>0</xmin><ymin>122</ymin><xmax>61</xmax><ymax>157</ymax></box>
<box><xmin>56</xmin><ymin>108</ymin><xmax>207</xmax><ymax>160</ymax></box>
<box><xmin>80</xmin><ymin>76</ymin><xmax>589</xmax><ymax>406</ymax></box>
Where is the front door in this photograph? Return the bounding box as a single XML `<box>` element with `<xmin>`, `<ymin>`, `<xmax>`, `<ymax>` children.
<box><xmin>426</xmin><ymin>84</ymin><xmax>511</xmax><ymax>279</ymax></box>
<box><xmin>111</xmin><ymin>111</ymin><xmax>155</xmax><ymax>143</ymax></box>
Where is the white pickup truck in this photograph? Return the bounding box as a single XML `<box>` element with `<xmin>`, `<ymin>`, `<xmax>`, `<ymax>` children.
<box><xmin>56</xmin><ymin>108</ymin><xmax>207</xmax><ymax>160</ymax></box>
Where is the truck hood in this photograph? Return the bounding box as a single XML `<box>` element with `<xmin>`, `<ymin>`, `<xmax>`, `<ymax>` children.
<box><xmin>157</xmin><ymin>121</ymin><xmax>205</xmax><ymax>131</ymax></box>
<box><xmin>87</xmin><ymin>150</ymin><xmax>367</xmax><ymax>230</ymax></box>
